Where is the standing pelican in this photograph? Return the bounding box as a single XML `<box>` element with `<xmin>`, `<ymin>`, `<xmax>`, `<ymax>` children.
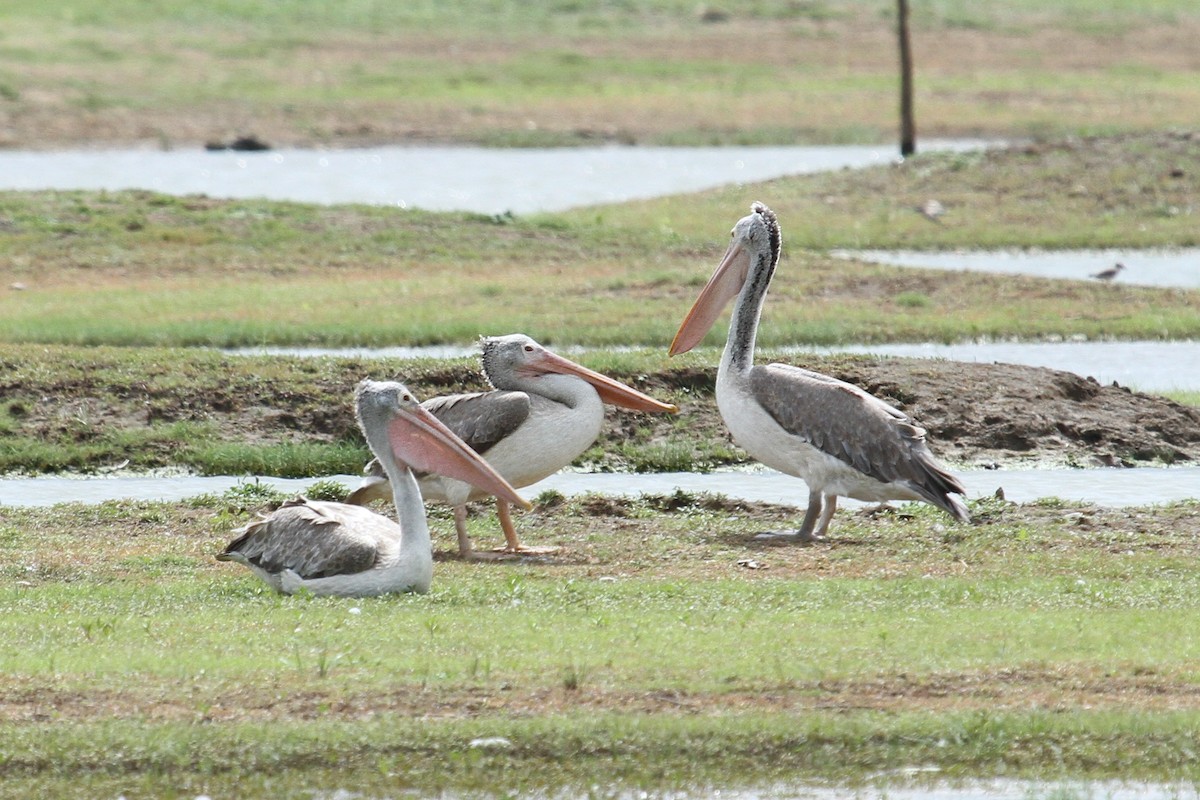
<box><xmin>347</xmin><ymin>334</ymin><xmax>678</xmax><ymax>558</ymax></box>
<box><xmin>669</xmin><ymin>202</ymin><xmax>969</xmax><ymax>541</ymax></box>
<box><xmin>217</xmin><ymin>380</ymin><xmax>529</xmax><ymax>596</ymax></box>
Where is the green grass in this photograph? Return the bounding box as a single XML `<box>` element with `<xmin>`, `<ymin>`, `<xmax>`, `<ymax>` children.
<box><xmin>1165</xmin><ymin>391</ymin><xmax>1200</xmax><ymax>408</ymax></box>
<box><xmin>182</xmin><ymin>441</ymin><xmax>368</xmax><ymax>478</ymax></box>
<box><xmin>3</xmin><ymin>491</ymin><xmax>1200</xmax><ymax>793</ymax></box>
<box><xmin>1</xmin><ymin>5</ymin><xmax>1198</xmax><ymax>793</ymax></box>
<box><xmin>2</xmin><ymin>131</ymin><xmax>1199</xmax><ymax>350</ymax></box>
<box><xmin>9</xmin><ymin>575</ymin><xmax>1200</xmax><ymax>682</ymax></box>
<box><xmin>570</xmin><ymin>136</ymin><xmax>1200</xmax><ymax>251</ymax></box>
<box><xmin>3</xmin><ymin>1</ymin><xmax>1200</xmax><ymax>148</ymax></box>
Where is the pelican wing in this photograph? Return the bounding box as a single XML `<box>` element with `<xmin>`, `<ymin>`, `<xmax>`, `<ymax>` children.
<box><xmin>422</xmin><ymin>390</ymin><xmax>532</xmax><ymax>455</ymax></box>
<box><xmin>749</xmin><ymin>363</ymin><xmax>967</xmax><ymax>504</ymax></box>
<box><xmin>218</xmin><ymin>498</ymin><xmax>391</xmax><ymax>578</ymax></box>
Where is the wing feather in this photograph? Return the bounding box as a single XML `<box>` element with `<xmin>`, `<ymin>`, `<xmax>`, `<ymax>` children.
<box><xmin>749</xmin><ymin>363</ymin><xmax>967</xmax><ymax>513</ymax></box>
<box><xmin>422</xmin><ymin>390</ymin><xmax>531</xmax><ymax>455</ymax></box>
<box><xmin>218</xmin><ymin>498</ymin><xmax>391</xmax><ymax>578</ymax></box>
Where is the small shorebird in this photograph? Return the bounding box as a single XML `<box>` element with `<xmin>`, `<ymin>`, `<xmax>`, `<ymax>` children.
<box><xmin>1090</xmin><ymin>263</ymin><xmax>1125</xmax><ymax>281</ymax></box>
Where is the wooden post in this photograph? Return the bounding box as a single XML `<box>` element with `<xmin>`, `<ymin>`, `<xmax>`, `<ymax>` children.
<box><xmin>898</xmin><ymin>0</ymin><xmax>916</xmax><ymax>156</ymax></box>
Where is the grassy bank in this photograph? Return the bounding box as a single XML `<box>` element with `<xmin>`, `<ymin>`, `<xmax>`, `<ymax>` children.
<box><xmin>4</xmin><ymin>341</ymin><xmax>1197</xmax><ymax>479</ymax></box>
<box><xmin>2</xmin><ymin>489</ymin><xmax>1200</xmax><ymax>795</ymax></box>
<box><xmin>2</xmin><ymin>1</ymin><xmax>1200</xmax><ymax>148</ymax></box>
<box><xmin>0</xmin><ymin>344</ymin><xmax>720</xmax><ymax>477</ymax></box>
<box><xmin>1</xmin><ymin>134</ymin><xmax>1199</xmax><ymax>351</ymax></box>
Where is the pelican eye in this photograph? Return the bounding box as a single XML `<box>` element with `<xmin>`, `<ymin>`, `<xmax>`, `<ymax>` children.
<box><xmin>523</xmin><ymin>345</ymin><xmax>534</xmax><ymax>352</ymax></box>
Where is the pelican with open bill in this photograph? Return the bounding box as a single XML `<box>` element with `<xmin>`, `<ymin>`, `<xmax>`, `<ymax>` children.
<box><xmin>348</xmin><ymin>334</ymin><xmax>678</xmax><ymax>558</ymax></box>
<box><xmin>669</xmin><ymin>202</ymin><xmax>969</xmax><ymax>541</ymax></box>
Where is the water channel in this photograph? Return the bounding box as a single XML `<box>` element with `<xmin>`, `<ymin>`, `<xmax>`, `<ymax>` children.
<box><xmin>3</xmin><ymin>464</ymin><xmax>1197</xmax><ymax>510</ymax></box>
<box><xmin>3</xmin><ymin>141</ymin><xmax>1195</xmax><ymax>507</ymax></box>
<box><xmin>835</xmin><ymin>248</ymin><xmax>1200</xmax><ymax>289</ymax></box>
<box><xmin>426</xmin><ymin>779</ymin><xmax>1199</xmax><ymax>800</ymax></box>
<box><xmin>0</xmin><ymin>141</ymin><xmax>986</xmax><ymax>215</ymax></box>
<box><xmin>307</xmin><ymin>778</ymin><xmax>1200</xmax><ymax>800</ymax></box>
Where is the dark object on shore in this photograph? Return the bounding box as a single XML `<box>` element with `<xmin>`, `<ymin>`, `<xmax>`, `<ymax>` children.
<box><xmin>204</xmin><ymin>135</ymin><xmax>271</xmax><ymax>152</ymax></box>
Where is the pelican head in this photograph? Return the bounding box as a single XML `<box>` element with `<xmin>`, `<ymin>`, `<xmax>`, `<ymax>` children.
<box><xmin>354</xmin><ymin>379</ymin><xmax>530</xmax><ymax>509</ymax></box>
<box><xmin>480</xmin><ymin>334</ymin><xmax>678</xmax><ymax>414</ymax></box>
<box><xmin>669</xmin><ymin>201</ymin><xmax>780</xmax><ymax>357</ymax></box>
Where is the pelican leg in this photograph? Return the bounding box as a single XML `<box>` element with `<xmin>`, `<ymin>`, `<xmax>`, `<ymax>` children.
<box><xmin>497</xmin><ymin>498</ymin><xmax>522</xmax><ymax>551</ymax></box>
<box><xmin>753</xmin><ymin>489</ymin><xmax>825</xmax><ymax>544</ymax></box>
<box><xmin>453</xmin><ymin>505</ymin><xmax>474</xmax><ymax>558</ymax></box>
<box><xmin>813</xmin><ymin>493</ymin><xmax>838</xmax><ymax>539</ymax></box>
<box><xmin>492</xmin><ymin>498</ymin><xmax>559</xmax><ymax>555</ymax></box>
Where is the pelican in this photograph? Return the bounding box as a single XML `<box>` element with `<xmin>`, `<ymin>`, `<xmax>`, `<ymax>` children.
<box><xmin>347</xmin><ymin>334</ymin><xmax>678</xmax><ymax>558</ymax></box>
<box><xmin>669</xmin><ymin>202</ymin><xmax>969</xmax><ymax>541</ymax></box>
<box><xmin>217</xmin><ymin>380</ymin><xmax>529</xmax><ymax>596</ymax></box>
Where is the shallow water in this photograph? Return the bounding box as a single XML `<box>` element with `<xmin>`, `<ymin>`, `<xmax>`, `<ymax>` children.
<box><xmin>0</xmin><ymin>141</ymin><xmax>986</xmax><ymax>214</ymax></box>
<box><xmin>2</xmin><ymin>465</ymin><xmax>1196</xmax><ymax>510</ymax></box>
<box><xmin>835</xmin><ymin>248</ymin><xmax>1200</xmax><ymax>289</ymax></box>
<box><xmin>22</xmin><ymin>774</ymin><xmax>1200</xmax><ymax>800</ymax></box>
<box><xmin>227</xmin><ymin>340</ymin><xmax>1200</xmax><ymax>394</ymax></box>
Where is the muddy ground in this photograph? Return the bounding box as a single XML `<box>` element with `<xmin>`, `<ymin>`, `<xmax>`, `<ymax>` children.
<box><xmin>816</xmin><ymin>355</ymin><xmax>1200</xmax><ymax>468</ymax></box>
<box><xmin>631</xmin><ymin>355</ymin><xmax>1200</xmax><ymax>470</ymax></box>
<box><xmin>8</xmin><ymin>347</ymin><xmax>1200</xmax><ymax>474</ymax></box>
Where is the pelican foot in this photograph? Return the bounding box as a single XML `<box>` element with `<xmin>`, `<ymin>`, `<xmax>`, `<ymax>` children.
<box><xmin>463</xmin><ymin>550</ymin><xmax>524</xmax><ymax>562</ymax></box>
<box><xmin>752</xmin><ymin>530</ymin><xmax>824</xmax><ymax>545</ymax></box>
<box><xmin>458</xmin><ymin>545</ymin><xmax>561</xmax><ymax>561</ymax></box>
<box><xmin>492</xmin><ymin>544</ymin><xmax>561</xmax><ymax>556</ymax></box>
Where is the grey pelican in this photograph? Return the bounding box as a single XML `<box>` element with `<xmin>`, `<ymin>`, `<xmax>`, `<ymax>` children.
<box><xmin>668</xmin><ymin>202</ymin><xmax>969</xmax><ymax>541</ymax></box>
<box><xmin>347</xmin><ymin>334</ymin><xmax>678</xmax><ymax>558</ymax></box>
<box><xmin>217</xmin><ymin>380</ymin><xmax>529</xmax><ymax>596</ymax></box>
<box><xmin>1090</xmin><ymin>262</ymin><xmax>1125</xmax><ymax>281</ymax></box>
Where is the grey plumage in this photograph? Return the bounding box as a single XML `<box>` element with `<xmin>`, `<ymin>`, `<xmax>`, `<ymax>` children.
<box><xmin>420</xmin><ymin>391</ymin><xmax>532</xmax><ymax>458</ymax></box>
<box><xmin>750</xmin><ymin>364</ymin><xmax>968</xmax><ymax>521</ymax></box>
<box><xmin>670</xmin><ymin>201</ymin><xmax>969</xmax><ymax>541</ymax></box>
<box><xmin>346</xmin><ymin>333</ymin><xmax>677</xmax><ymax>556</ymax></box>
<box><xmin>216</xmin><ymin>379</ymin><xmax>527</xmax><ymax>594</ymax></box>
<box><xmin>218</xmin><ymin>498</ymin><xmax>396</xmax><ymax>579</ymax></box>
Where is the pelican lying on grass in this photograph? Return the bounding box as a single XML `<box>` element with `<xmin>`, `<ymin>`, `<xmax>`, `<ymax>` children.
<box><xmin>347</xmin><ymin>334</ymin><xmax>678</xmax><ymax>558</ymax></box>
<box><xmin>217</xmin><ymin>380</ymin><xmax>529</xmax><ymax>596</ymax></box>
<box><xmin>669</xmin><ymin>202</ymin><xmax>969</xmax><ymax>541</ymax></box>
